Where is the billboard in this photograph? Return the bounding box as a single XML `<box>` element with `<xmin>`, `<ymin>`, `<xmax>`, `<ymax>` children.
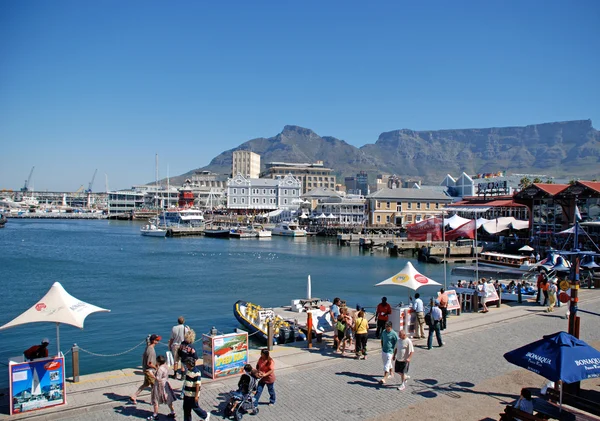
<box><xmin>202</xmin><ymin>332</ymin><xmax>248</xmax><ymax>379</ymax></box>
<box><xmin>10</xmin><ymin>356</ymin><xmax>66</xmax><ymax>415</ymax></box>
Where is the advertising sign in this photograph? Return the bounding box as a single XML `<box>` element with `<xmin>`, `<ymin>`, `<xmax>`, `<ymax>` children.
<box><xmin>10</xmin><ymin>356</ymin><xmax>66</xmax><ymax>415</ymax></box>
<box><xmin>406</xmin><ymin>218</ymin><xmax>442</xmax><ymax>241</ymax></box>
<box><xmin>202</xmin><ymin>332</ymin><xmax>248</xmax><ymax>379</ymax></box>
<box><xmin>441</xmin><ymin>290</ymin><xmax>461</xmax><ymax>311</ymax></box>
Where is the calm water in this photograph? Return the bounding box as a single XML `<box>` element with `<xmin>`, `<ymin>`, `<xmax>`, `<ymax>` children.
<box><xmin>0</xmin><ymin>219</ymin><xmax>451</xmax><ymax>387</ymax></box>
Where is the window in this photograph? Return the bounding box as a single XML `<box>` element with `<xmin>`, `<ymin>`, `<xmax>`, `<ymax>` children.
<box><xmin>233</xmin><ymin>198</ymin><xmax>237</xmax><ymax>204</ymax></box>
<box><xmin>416</xmin><ymin>202</ymin><xmax>421</xmax><ymax>209</ymax></box>
<box><xmin>377</xmin><ymin>201</ymin><xmax>381</xmax><ymax>209</ymax></box>
<box><xmin>376</xmin><ymin>215</ymin><xmax>381</xmax><ymax>223</ymax></box>
<box><xmin>397</xmin><ymin>202</ymin><xmax>402</xmax><ymax>211</ymax></box>
<box><xmin>436</xmin><ymin>203</ymin><xmax>440</xmax><ymax>209</ymax></box>
<box><xmin>407</xmin><ymin>202</ymin><xmax>412</xmax><ymax>209</ymax></box>
<box><xmin>284</xmin><ymin>189</ymin><xmax>288</xmax><ymax>195</ymax></box>
<box><xmin>263</xmin><ymin>189</ymin><xmax>266</xmax><ymax>194</ymax></box>
<box><xmin>407</xmin><ymin>215</ymin><xmax>413</xmax><ymax>222</ymax></box>
<box><xmin>241</xmin><ymin>198</ymin><xmax>245</xmax><ymax>204</ymax></box>
<box><xmin>386</xmin><ymin>215</ymin><xmax>390</xmax><ymax>223</ymax></box>
<box><xmin>284</xmin><ymin>199</ymin><xmax>288</xmax><ymax>204</ymax></box>
<box><xmin>233</xmin><ymin>188</ymin><xmax>237</xmax><ymax>194</ymax></box>
<box><xmin>262</xmin><ymin>198</ymin><xmax>266</xmax><ymax>204</ymax></box>
<box><xmin>426</xmin><ymin>202</ymin><xmax>430</xmax><ymax>209</ymax></box>
<box><xmin>386</xmin><ymin>201</ymin><xmax>390</xmax><ymax>209</ymax></box>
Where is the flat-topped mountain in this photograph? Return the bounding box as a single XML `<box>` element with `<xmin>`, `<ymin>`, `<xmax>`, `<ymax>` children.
<box><xmin>172</xmin><ymin>119</ymin><xmax>600</xmax><ymax>185</ymax></box>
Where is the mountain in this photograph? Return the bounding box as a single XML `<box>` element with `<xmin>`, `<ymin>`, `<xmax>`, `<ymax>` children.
<box><xmin>170</xmin><ymin>120</ymin><xmax>600</xmax><ymax>186</ymax></box>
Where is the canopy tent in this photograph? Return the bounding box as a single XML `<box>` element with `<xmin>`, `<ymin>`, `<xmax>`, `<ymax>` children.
<box><xmin>481</xmin><ymin>217</ymin><xmax>529</xmax><ymax>234</ymax></box>
<box><xmin>0</xmin><ymin>282</ymin><xmax>110</xmax><ymax>355</ymax></box>
<box><xmin>375</xmin><ymin>261</ymin><xmax>441</xmax><ymax>303</ymax></box>
<box><xmin>327</xmin><ymin>214</ymin><xmax>336</xmax><ymax>219</ymax></box>
<box><xmin>298</xmin><ymin>213</ymin><xmax>309</xmax><ymax>219</ymax></box>
<box><xmin>316</xmin><ymin>213</ymin><xmax>327</xmax><ymax>219</ymax></box>
<box><xmin>511</xmin><ymin>220</ymin><xmax>530</xmax><ymax>230</ymax></box>
<box><xmin>504</xmin><ymin>331</ymin><xmax>600</xmax><ymax>410</ymax></box>
<box><xmin>476</xmin><ymin>217</ymin><xmax>489</xmax><ymax>229</ymax></box>
<box><xmin>444</xmin><ymin>214</ymin><xmax>470</xmax><ymax>230</ymax></box>
<box><xmin>558</xmin><ymin>225</ymin><xmax>587</xmax><ymax>235</ymax></box>
<box><xmin>518</xmin><ymin>245</ymin><xmax>534</xmax><ymax>252</ymax></box>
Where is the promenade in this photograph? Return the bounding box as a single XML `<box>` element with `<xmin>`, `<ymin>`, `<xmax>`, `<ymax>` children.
<box><xmin>2</xmin><ymin>292</ymin><xmax>600</xmax><ymax>421</ymax></box>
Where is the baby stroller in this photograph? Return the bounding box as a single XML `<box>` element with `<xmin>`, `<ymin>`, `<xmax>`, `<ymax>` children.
<box><xmin>224</xmin><ymin>368</ymin><xmax>259</xmax><ymax>420</ymax></box>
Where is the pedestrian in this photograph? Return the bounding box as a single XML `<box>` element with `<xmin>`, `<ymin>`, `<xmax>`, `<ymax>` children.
<box><xmin>478</xmin><ymin>280</ymin><xmax>489</xmax><ymax>313</ymax></box>
<box><xmin>255</xmin><ymin>349</ymin><xmax>276</xmax><ymax>406</ymax></box>
<box><xmin>427</xmin><ymin>300</ymin><xmax>444</xmax><ymax>350</ymax></box>
<box><xmin>541</xmin><ymin>276</ymin><xmax>549</xmax><ymax>306</ymax></box>
<box><xmin>379</xmin><ymin>321</ymin><xmax>398</xmax><ymax>385</ymax></box>
<box><xmin>329</xmin><ymin>297</ymin><xmax>341</xmax><ymax>322</ymax></box>
<box><xmin>169</xmin><ymin>316</ymin><xmax>189</xmax><ymax>379</ymax></box>
<box><xmin>148</xmin><ymin>355</ymin><xmax>177</xmax><ymax>420</ymax></box>
<box><xmin>182</xmin><ymin>357</ymin><xmax>211</xmax><ymax>421</ymax></box>
<box><xmin>536</xmin><ymin>271</ymin><xmax>544</xmax><ymax>305</ymax></box>
<box><xmin>354</xmin><ymin>310</ymin><xmax>369</xmax><ymax>360</ymax></box>
<box><xmin>341</xmin><ymin>307</ymin><xmax>354</xmax><ymax>354</ymax></box>
<box><xmin>178</xmin><ymin>329</ymin><xmax>198</xmax><ymax>379</ymax></box>
<box><xmin>412</xmin><ymin>293</ymin><xmax>425</xmax><ymax>339</ymax></box>
<box><xmin>375</xmin><ymin>297</ymin><xmax>392</xmax><ymax>339</ymax></box>
<box><xmin>130</xmin><ymin>334</ymin><xmax>161</xmax><ymax>405</ymax></box>
<box><xmin>547</xmin><ymin>279</ymin><xmax>558</xmax><ymax>312</ymax></box>
<box><xmin>438</xmin><ymin>288</ymin><xmax>448</xmax><ymax>330</ymax></box>
<box><xmin>334</xmin><ymin>315</ymin><xmax>345</xmax><ymax>354</ymax></box>
<box><xmin>23</xmin><ymin>338</ymin><xmax>50</xmax><ymax>361</ymax></box>
<box><xmin>393</xmin><ymin>330</ymin><xmax>414</xmax><ymax>391</ymax></box>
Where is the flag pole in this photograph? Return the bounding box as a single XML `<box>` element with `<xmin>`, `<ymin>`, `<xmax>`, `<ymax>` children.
<box><xmin>442</xmin><ymin>210</ymin><xmax>447</xmax><ymax>289</ymax></box>
<box><xmin>475</xmin><ymin>211</ymin><xmax>479</xmax><ymax>282</ymax></box>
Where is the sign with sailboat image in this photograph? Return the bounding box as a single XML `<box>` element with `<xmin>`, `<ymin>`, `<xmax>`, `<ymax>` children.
<box><xmin>9</xmin><ymin>356</ymin><xmax>66</xmax><ymax>415</ymax></box>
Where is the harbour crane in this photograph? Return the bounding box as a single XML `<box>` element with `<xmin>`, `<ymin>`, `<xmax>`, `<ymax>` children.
<box><xmin>21</xmin><ymin>166</ymin><xmax>35</xmax><ymax>192</ymax></box>
<box><xmin>86</xmin><ymin>169</ymin><xmax>98</xmax><ymax>193</ymax></box>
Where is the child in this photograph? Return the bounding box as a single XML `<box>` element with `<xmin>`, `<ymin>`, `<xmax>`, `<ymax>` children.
<box><xmin>148</xmin><ymin>355</ymin><xmax>176</xmax><ymax>420</ymax></box>
<box><xmin>237</xmin><ymin>364</ymin><xmax>258</xmax><ymax>395</ymax></box>
<box><xmin>182</xmin><ymin>357</ymin><xmax>210</xmax><ymax>421</ymax></box>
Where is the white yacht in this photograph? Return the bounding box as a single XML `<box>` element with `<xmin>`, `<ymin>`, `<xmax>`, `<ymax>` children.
<box><xmin>140</xmin><ymin>223</ymin><xmax>167</xmax><ymax>237</ymax></box>
<box><xmin>271</xmin><ymin>221</ymin><xmax>307</xmax><ymax>237</ymax></box>
<box><xmin>158</xmin><ymin>208</ymin><xmax>204</xmax><ymax>227</ymax></box>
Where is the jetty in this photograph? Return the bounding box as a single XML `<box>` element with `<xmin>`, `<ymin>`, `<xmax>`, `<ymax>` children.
<box><xmin>3</xmin><ymin>291</ymin><xmax>599</xmax><ymax>421</ymax></box>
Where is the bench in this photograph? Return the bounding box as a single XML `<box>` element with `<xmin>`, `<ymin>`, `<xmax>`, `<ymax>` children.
<box><xmin>499</xmin><ymin>405</ymin><xmax>544</xmax><ymax>421</ymax></box>
<box><xmin>545</xmin><ymin>388</ymin><xmax>600</xmax><ymax>417</ymax></box>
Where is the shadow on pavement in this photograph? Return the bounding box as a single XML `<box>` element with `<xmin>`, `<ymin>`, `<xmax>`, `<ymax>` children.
<box><xmin>103</xmin><ymin>392</ymin><xmax>131</xmax><ymax>402</ymax></box>
<box><xmin>409</xmin><ymin>378</ymin><xmax>519</xmax><ymax>403</ymax></box>
<box><xmin>335</xmin><ymin>371</ymin><xmax>379</xmax><ymax>382</ymax></box>
<box><xmin>113</xmin><ymin>404</ymin><xmax>153</xmax><ymax>419</ymax></box>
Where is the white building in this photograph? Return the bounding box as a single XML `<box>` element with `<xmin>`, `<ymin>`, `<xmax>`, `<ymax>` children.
<box><xmin>226</xmin><ymin>174</ymin><xmax>301</xmax><ymax>211</ymax></box>
<box><xmin>232</xmin><ymin>150</ymin><xmax>261</xmax><ymax>179</ymax></box>
<box><xmin>302</xmin><ymin>187</ymin><xmax>366</xmax><ymax>225</ymax></box>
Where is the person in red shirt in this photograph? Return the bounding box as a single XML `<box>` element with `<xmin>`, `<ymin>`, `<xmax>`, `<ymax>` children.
<box><xmin>255</xmin><ymin>349</ymin><xmax>276</xmax><ymax>405</ymax></box>
<box><xmin>375</xmin><ymin>297</ymin><xmax>392</xmax><ymax>339</ymax></box>
<box><xmin>24</xmin><ymin>338</ymin><xmax>50</xmax><ymax>361</ymax></box>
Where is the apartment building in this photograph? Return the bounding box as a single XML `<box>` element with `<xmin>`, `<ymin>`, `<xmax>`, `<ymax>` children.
<box><xmin>261</xmin><ymin>161</ymin><xmax>335</xmax><ymax>194</ymax></box>
<box><xmin>232</xmin><ymin>150</ymin><xmax>261</xmax><ymax>178</ymax></box>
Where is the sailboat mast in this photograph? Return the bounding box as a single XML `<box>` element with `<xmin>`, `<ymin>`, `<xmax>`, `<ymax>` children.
<box><xmin>155</xmin><ymin>154</ymin><xmax>159</xmax><ymax>208</ymax></box>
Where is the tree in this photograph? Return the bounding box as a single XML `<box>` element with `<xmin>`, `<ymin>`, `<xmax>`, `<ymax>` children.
<box><xmin>519</xmin><ymin>177</ymin><xmax>532</xmax><ymax>189</ymax></box>
<box><xmin>532</xmin><ymin>177</ymin><xmax>543</xmax><ymax>184</ymax></box>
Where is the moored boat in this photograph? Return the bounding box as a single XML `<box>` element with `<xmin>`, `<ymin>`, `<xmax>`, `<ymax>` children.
<box><xmin>271</xmin><ymin>221</ymin><xmax>307</xmax><ymax>237</ymax></box>
<box><xmin>140</xmin><ymin>223</ymin><xmax>167</xmax><ymax>237</ymax></box>
<box><xmin>229</xmin><ymin>226</ymin><xmax>258</xmax><ymax>238</ymax></box>
<box><xmin>233</xmin><ymin>300</ymin><xmax>303</xmax><ymax>344</ymax></box>
<box><xmin>204</xmin><ymin>228</ymin><xmax>230</xmax><ymax>238</ymax></box>
<box><xmin>159</xmin><ymin>208</ymin><xmax>205</xmax><ymax>227</ymax></box>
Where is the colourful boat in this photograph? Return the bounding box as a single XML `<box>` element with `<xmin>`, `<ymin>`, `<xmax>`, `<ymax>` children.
<box><xmin>233</xmin><ymin>300</ymin><xmax>304</xmax><ymax>344</ymax></box>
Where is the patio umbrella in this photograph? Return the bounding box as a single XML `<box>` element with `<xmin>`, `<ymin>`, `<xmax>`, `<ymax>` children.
<box><xmin>375</xmin><ymin>261</ymin><xmax>441</xmax><ymax>303</ymax></box>
<box><xmin>504</xmin><ymin>331</ymin><xmax>600</xmax><ymax>410</ymax></box>
<box><xmin>518</xmin><ymin>245</ymin><xmax>534</xmax><ymax>252</ymax></box>
<box><xmin>0</xmin><ymin>282</ymin><xmax>110</xmax><ymax>355</ymax></box>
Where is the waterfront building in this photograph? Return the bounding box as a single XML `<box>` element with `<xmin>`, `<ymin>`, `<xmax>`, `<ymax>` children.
<box><xmin>226</xmin><ymin>173</ymin><xmax>301</xmax><ymax>212</ymax></box>
<box><xmin>232</xmin><ymin>150</ymin><xmax>261</xmax><ymax>179</ymax></box>
<box><xmin>107</xmin><ymin>185</ymin><xmax>179</xmax><ymax>214</ymax></box>
<box><xmin>366</xmin><ymin>187</ymin><xmax>453</xmax><ymax>227</ymax></box>
<box><xmin>179</xmin><ymin>171</ymin><xmax>228</xmax><ymax>208</ymax></box>
<box><xmin>303</xmin><ymin>187</ymin><xmax>366</xmax><ymax>225</ymax></box>
<box><xmin>107</xmin><ymin>190</ymin><xmax>144</xmax><ymax>214</ymax></box>
<box><xmin>440</xmin><ymin>173</ymin><xmax>475</xmax><ymax>197</ymax></box>
<box><xmin>261</xmin><ymin>161</ymin><xmax>335</xmax><ymax>194</ymax></box>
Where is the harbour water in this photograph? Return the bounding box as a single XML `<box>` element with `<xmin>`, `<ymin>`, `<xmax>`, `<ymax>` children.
<box><xmin>0</xmin><ymin>219</ymin><xmax>451</xmax><ymax>388</ymax></box>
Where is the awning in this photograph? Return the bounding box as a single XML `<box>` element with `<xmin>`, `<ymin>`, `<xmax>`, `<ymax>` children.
<box><xmin>446</xmin><ymin>206</ymin><xmax>491</xmax><ymax>213</ymax></box>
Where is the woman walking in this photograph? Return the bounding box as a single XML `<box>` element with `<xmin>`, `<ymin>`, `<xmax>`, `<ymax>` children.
<box><xmin>354</xmin><ymin>310</ymin><xmax>369</xmax><ymax>360</ymax></box>
<box><xmin>148</xmin><ymin>355</ymin><xmax>176</xmax><ymax>420</ymax></box>
<box><xmin>547</xmin><ymin>279</ymin><xmax>558</xmax><ymax>312</ymax></box>
<box><xmin>255</xmin><ymin>349</ymin><xmax>276</xmax><ymax>406</ymax></box>
<box><xmin>177</xmin><ymin>329</ymin><xmax>198</xmax><ymax>380</ymax></box>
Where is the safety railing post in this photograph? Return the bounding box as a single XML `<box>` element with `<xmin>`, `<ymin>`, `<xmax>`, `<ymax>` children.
<box><xmin>72</xmin><ymin>344</ymin><xmax>80</xmax><ymax>383</ymax></box>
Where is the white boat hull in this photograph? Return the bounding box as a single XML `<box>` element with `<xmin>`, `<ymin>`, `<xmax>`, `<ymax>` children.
<box><xmin>140</xmin><ymin>224</ymin><xmax>167</xmax><ymax>237</ymax></box>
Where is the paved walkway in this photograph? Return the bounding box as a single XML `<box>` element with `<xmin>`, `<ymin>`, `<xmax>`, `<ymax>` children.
<box><xmin>2</xmin><ymin>292</ymin><xmax>600</xmax><ymax>421</ymax></box>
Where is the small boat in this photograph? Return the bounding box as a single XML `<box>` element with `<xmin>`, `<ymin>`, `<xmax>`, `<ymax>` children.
<box><xmin>479</xmin><ymin>252</ymin><xmax>538</xmax><ymax>271</ymax></box>
<box><xmin>204</xmin><ymin>228</ymin><xmax>230</xmax><ymax>238</ymax></box>
<box><xmin>0</xmin><ymin>213</ymin><xmax>6</xmax><ymax>228</ymax></box>
<box><xmin>230</xmin><ymin>226</ymin><xmax>258</xmax><ymax>239</ymax></box>
<box><xmin>271</xmin><ymin>221</ymin><xmax>307</xmax><ymax>237</ymax></box>
<box><xmin>140</xmin><ymin>223</ymin><xmax>167</xmax><ymax>237</ymax></box>
<box><xmin>257</xmin><ymin>228</ymin><xmax>271</xmax><ymax>238</ymax></box>
<box><xmin>159</xmin><ymin>208</ymin><xmax>205</xmax><ymax>227</ymax></box>
<box><xmin>233</xmin><ymin>300</ymin><xmax>304</xmax><ymax>344</ymax></box>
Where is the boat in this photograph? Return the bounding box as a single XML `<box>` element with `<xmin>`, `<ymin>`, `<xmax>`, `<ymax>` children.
<box><xmin>257</xmin><ymin>228</ymin><xmax>271</xmax><ymax>238</ymax></box>
<box><xmin>271</xmin><ymin>221</ymin><xmax>307</xmax><ymax>237</ymax></box>
<box><xmin>233</xmin><ymin>300</ymin><xmax>303</xmax><ymax>344</ymax></box>
<box><xmin>159</xmin><ymin>208</ymin><xmax>205</xmax><ymax>227</ymax></box>
<box><xmin>204</xmin><ymin>228</ymin><xmax>230</xmax><ymax>238</ymax></box>
<box><xmin>478</xmin><ymin>252</ymin><xmax>538</xmax><ymax>271</ymax></box>
<box><xmin>229</xmin><ymin>226</ymin><xmax>258</xmax><ymax>239</ymax></box>
<box><xmin>140</xmin><ymin>223</ymin><xmax>167</xmax><ymax>237</ymax></box>
<box><xmin>0</xmin><ymin>213</ymin><xmax>6</xmax><ymax>228</ymax></box>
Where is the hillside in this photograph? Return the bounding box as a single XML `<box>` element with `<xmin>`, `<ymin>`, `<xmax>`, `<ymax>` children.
<box><xmin>170</xmin><ymin>120</ymin><xmax>600</xmax><ymax>185</ymax></box>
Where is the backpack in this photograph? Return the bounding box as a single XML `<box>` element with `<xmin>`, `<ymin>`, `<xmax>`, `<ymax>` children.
<box><xmin>424</xmin><ymin>312</ymin><xmax>433</xmax><ymax>327</ymax></box>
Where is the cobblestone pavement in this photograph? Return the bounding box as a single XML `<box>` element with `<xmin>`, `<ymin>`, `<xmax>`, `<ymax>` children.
<box><xmin>6</xmin><ymin>294</ymin><xmax>600</xmax><ymax>421</ymax></box>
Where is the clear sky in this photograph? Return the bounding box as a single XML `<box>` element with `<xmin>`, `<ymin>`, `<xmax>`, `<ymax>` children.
<box><xmin>1</xmin><ymin>0</ymin><xmax>598</xmax><ymax>192</ymax></box>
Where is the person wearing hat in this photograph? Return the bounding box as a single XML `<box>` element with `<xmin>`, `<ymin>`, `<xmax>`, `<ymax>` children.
<box><xmin>129</xmin><ymin>334</ymin><xmax>161</xmax><ymax>405</ymax></box>
<box><xmin>375</xmin><ymin>297</ymin><xmax>392</xmax><ymax>339</ymax></box>
<box><xmin>379</xmin><ymin>320</ymin><xmax>398</xmax><ymax>385</ymax></box>
<box><xmin>547</xmin><ymin>278</ymin><xmax>558</xmax><ymax>313</ymax></box>
<box><xmin>427</xmin><ymin>299</ymin><xmax>444</xmax><ymax>350</ymax></box>
<box><xmin>23</xmin><ymin>338</ymin><xmax>50</xmax><ymax>361</ymax></box>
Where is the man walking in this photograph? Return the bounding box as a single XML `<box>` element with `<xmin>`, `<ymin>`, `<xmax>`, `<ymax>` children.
<box><xmin>182</xmin><ymin>358</ymin><xmax>210</xmax><ymax>421</ymax></box>
<box><xmin>169</xmin><ymin>316</ymin><xmax>188</xmax><ymax>379</ymax></box>
<box><xmin>413</xmin><ymin>293</ymin><xmax>425</xmax><ymax>339</ymax></box>
<box><xmin>438</xmin><ymin>288</ymin><xmax>448</xmax><ymax>330</ymax></box>
<box><xmin>379</xmin><ymin>321</ymin><xmax>398</xmax><ymax>385</ymax></box>
<box><xmin>427</xmin><ymin>300</ymin><xmax>444</xmax><ymax>350</ymax></box>
<box><xmin>393</xmin><ymin>330</ymin><xmax>414</xmax><ymax>391</ymax></box>
<box><xmin>375</xmin><ymin>297</ymin><xmax>392</xmax><ymax>339</ymax></box>
<box><xmin>129</xmin><ymin>334</ymin><xmax>160</xmax><ymax>404</ymax></box>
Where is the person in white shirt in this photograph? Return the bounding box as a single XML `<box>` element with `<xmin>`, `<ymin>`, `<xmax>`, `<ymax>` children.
<box><xmin>412</xmin><ymin>293</ymin><xmax>425</xmax><ymax>339</ymax></box>
<box><xmin>427</xmin><ymin>299</ymin><xmax>444</xmax><ymax>350</ymax></box>
<box><xmin>393</xmin><ymin>330</ymin><xmax>414</xmax><ymax>391</ymax></box>
<box><xmin>513</xmin><ymin>388</ymin><xmax>534</xmax><ymax>417</ymax></box>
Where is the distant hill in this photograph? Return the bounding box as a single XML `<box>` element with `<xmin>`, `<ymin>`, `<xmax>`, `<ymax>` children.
<box><xmin>169</xmin><ymin>120</ymin><xmax>600</xmax><ymax>186</ymax></box>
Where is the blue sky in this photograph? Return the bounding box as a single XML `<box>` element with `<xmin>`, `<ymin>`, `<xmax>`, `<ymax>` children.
<box><xmin>1</xmin><ymin>0</ymin><xmax>598</xmax><ymax>191</ymax></box>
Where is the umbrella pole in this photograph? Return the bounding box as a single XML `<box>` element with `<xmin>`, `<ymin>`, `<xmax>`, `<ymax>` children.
<box><xmin>56</xmin><ymin>322</ymin><xmax>60</xmax><ymax>356</ymax></box>
<box><xmin>559</xmin><ymin>381</ymin><xmax>563</xmax><ymax>412</ymax></box>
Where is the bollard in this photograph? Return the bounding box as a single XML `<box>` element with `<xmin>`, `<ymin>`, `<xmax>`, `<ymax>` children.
<box><xmin>497</xmin><ymin>285</ymin><xmax>502</xmax><ymax>308</ymax></box>
<box><xmin>306</xmin><ymin>312</ymin><xmax>313</xmax><ymax>349</ymax></box>
<box><xmin>267</xmin><ymin>321</ymin><xmax>274</xmax><ymax>351</ymax></box>
<box><xmin>517</xmin><ymin>283</ymin><xmax>522</xmax><ymax>304</ymax></box>
<box><xmin>457</xmin><ymin>295</ymin><xmax>461</xmax><ymax>316</ymax></box>
<box><xmin>71</xmin><ymin>344</ymin><xmax>80</xmax><ymax>383</ymax></box>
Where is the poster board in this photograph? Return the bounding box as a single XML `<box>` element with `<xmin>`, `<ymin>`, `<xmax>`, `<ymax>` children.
<box><xmin>9</xmin><ymin>356</ymin><xmax>66</xmax><ymax>415</ymax></box>
<box><xmin>483</xmin><ymin>283</ymin><xmax>499</xmax><ymax>303</ymax></box>
<box><xmin>440</xmin><ymin>290</ymin><xmax>461</xmax><ymax>311</ymax></box>
<box><xmin>202</xmin><ymin>332</ymin><xmax>248</xmax><ymax>379</ymax></box>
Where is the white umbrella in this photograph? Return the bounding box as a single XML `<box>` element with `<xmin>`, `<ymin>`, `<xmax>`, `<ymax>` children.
<box><xmin>298</xmin><ymin>213</ymin><xmax>309</xmax><ymax>219</ymax></box>
<box><xmin>327</xmin><ymin>213</ymin><xmax>336</xmax><ymax>219</ymax></box>
<box><xmin>375</xmin><ymin>261</ymin><xmax>441</xmax><ymax>304</ymax></box>
<box><xmin>518</xmin><ymin>245</ymin><xmax>534</xmax><ymax>252</ymax></box>
<box><xmin>0</xmin><ymin>282</ymin><xmax>110</xmax><ymax>355</ymax></box>
<box><xmin>317</xmin><ymin>213</ymin><xmax>327</xmax><ymax>219</ymax></box>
